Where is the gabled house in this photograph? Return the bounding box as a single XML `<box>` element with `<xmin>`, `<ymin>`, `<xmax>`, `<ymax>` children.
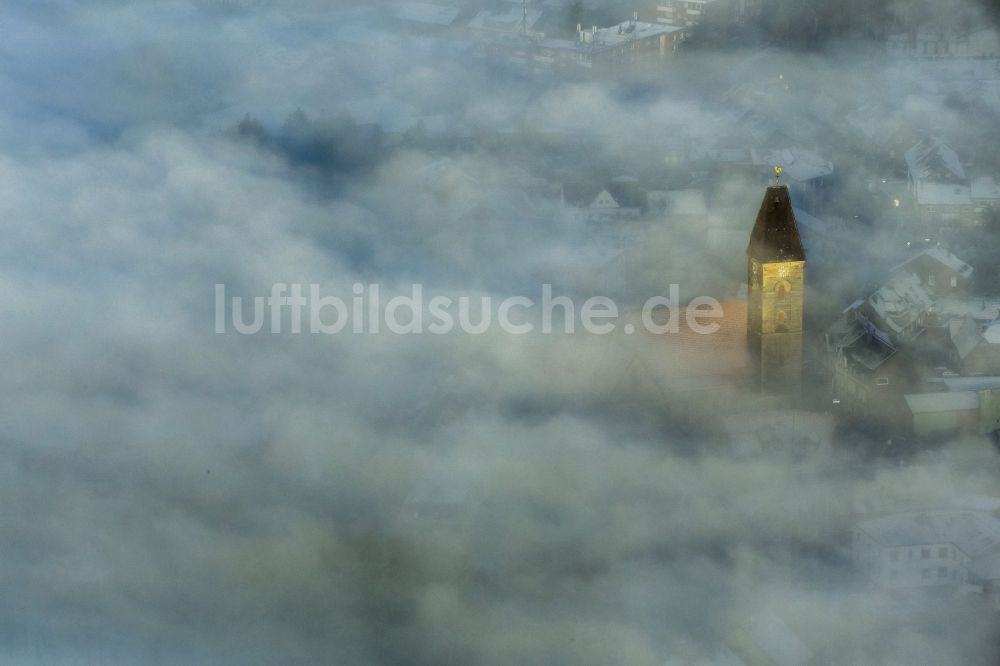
<box><xmin>562</xmin><ymin>177</ymin><xmax>646</xmax><ymax>223</ymax></box>
<box><xmin>853</xmin><ymin>510</ymin><xmax>1000</xmax><ymax>590</ymax></box>
<box><xmin>891</xmin><ymin>247</ymin><xmax>973</xmax><ymax>296</ymax></box>
<box><xmin>826</xmin><ymin>297</ymin><xmax>922</xmax><ymax>431</ymax></box>
<box><xmin>904</xmin><ymin>137</ymin><xmax>974</xmax><ymax>227</ymax></box>
<box><xmin>903</xmin><ymin>390</ymin><xmax>980</xmax><ymax>438</ymax></box>
<box><xmin>949</xmin><ymin>316</ymin><xmax>1000</xmax><ymax>376</ymax></box>
<box><xmin>826</xmin><ymin>245</ymin><xmax>1000</xmax><ymax>439</ymax></box>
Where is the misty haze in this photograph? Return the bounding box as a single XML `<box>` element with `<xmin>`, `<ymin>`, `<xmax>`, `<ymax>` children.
<box><xmin>7</xmin><ymin>0</ymin><xmax>1000</xmax><ymax>664</ymax></box>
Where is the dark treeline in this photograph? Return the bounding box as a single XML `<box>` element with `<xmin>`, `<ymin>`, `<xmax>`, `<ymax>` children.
<box><xmin>688</xmin><ymin>0</ymin><xmax>995</xmax><ymax>49</ymax></box>
<box><xmin>233</xmin><ymin>109</ymin><xmax>388</xmax><ymax>191</ymax></box>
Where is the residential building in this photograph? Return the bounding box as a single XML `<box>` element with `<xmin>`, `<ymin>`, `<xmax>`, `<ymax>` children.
<box><xmin>562</xmin><ymin>177</ymin><xmax>647</xmax><ymax>223</ymax></box>
<box><xmin>477</xmin><ymin>18</ymin><xmax>685</xmax><ymax>78</ymax></box>
<box><xmin>904</xmin><ymin>137</ymin><xmax>975</xmax><ymax>228</ymax></box>
<box><xmin>647</xmin><ymin>0</ymin><xmax>715</xmax><ymax>28</ymax></box>
<box><xmin>642</xmin><ymin>0</ymin><xmax>759</xmax><ymax>29</ymax></box>
<box><xmin>822</xmin><ymin>247</ymin><xmax>1000</xmax><ymax>436</ymax></box>
<box><xmin>903</xmin><ymin>391</ymin><xmax>980</xmax><ymax>437</ymax></box>
<box><xmin>852</xmin><ymin>510</ymin><xmax>1000</xmax><ymax>590</ymax></box>
<box><xmin>887</xmin><ymin>27</ymin><xmax>1000</xmax><ymax>59</ymax></box>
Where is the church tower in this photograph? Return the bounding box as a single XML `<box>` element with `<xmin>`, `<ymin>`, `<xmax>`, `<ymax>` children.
<box><xmin>747</xmin><ymin>183</ymin><xmax>806</xmax><ymax>392</ymax></box>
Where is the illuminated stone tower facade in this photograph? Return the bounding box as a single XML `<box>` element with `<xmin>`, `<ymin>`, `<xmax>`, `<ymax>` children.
<box><xmin>747</xmin><ymin>184</ymin><xmax>806</xmax><ymax>392</ymax></box>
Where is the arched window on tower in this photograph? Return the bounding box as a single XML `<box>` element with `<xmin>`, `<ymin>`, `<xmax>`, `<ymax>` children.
<box><xmin>775</xmin><ymin>310</ymin><xmax>788</xmax><ymax>332</ymax></box>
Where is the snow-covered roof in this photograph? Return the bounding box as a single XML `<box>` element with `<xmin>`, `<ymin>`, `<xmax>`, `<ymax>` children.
<box><xmin>905</xmin><ymin>136</ymin><xmax>965</xmax><ymax>181</ymax></box>
<box><xmin>889</xmin><ymin>247</ymin><xmax>972</xmax><ymax>277</ymax></box>
<box><xmin>935</xmin><ymin>297</ymin><xmax>1000</xmax><ymax>321</ymax></box>
<box><xmin>926</xmin><ymin>247</ymin><xmax>973</xmax><ymax>275</ymax></box>
<box><xmin>891</xmin><ymin>247</ymin><xmax>973</xmax><ymax>278</ymax></box>
<box><xmin>904</xmin><ymin>390</ymin><xmax>979</xmax><ymax>413</ymax></box>
<box><xmin>593</xmin><ymin>20</ymin><xmax>682</xmax><ymax>47</ymax></box>
<box><xmin>942</xmin><ymin>376</ymin><xmax>1000</xmax><ymax>392</ymax></box>
<box><xmin>924</xmin><ymin>247</ymin><xmax>970</xmax><ymax>274</ymax></box>
<box><xmin>760</xmin><ymin>147</ymin><xmax>833</xmax><ymax>183</ymax></box>
<box><xmin>857</xmin><ymin>510</ymin><xmax>1000</xmax><ymax>556</ymax></box>
<box><xmin>867</xmin><ymin>272</ymin><xmax>933</xmax><ymax>335</ymax></box>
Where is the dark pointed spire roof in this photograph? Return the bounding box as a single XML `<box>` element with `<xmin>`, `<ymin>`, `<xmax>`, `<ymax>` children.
<box><xmin>747</xmin><ymin>184</ymin><xmax>805</xmax><ymax>263</ymax></box>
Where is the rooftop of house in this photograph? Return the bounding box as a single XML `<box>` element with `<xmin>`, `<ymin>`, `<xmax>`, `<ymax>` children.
<box><xmin>829</xmin><ymin>246</ymin><xmax>996</xmax><ymax>360</ymax></box>
<box><xmin>541</xmin><ymin>21</ymin><xmax>682</xmax><ymax>54</ymax></box>
<box><xmin>867</xmin><ymin>272</ymin><xmax>933</xmax><ymax>336</ymax></box>
<box><xmin>845</xmin><ymin>332</ymin><xmax>897</xmax><ymax>371</ymax></box>
<box><xmin>941</xmin><ymin>375</ymin><xmax>1000</xmax><ymax>392</ymax></box>
<box><xmin>593</xmin><ymin>20</ymin><xmax>682</xmax><ymax>46</ymax></box>
<box><xmin>893</xmin><ymin>247</ymin><xmax>973</xmax><ymax>278</ymax></box>
<box><xmin>936</xmin><ymin>297</ymin><xmax>1000</xmax><ymax>321</ymax></box>
<box><xmin>905</xmin><ymin>390</ymin><xmax>978</xmax><ymax>414</ymax></box>
<box><xmin>562</xmin><ymin>178</ymin><xmax>646</xmax><ymax>210</ymax></box>
<box><xmin>857</xmin><ymin>510</ymin><xmax>1000</xmax><ymax>556</ymax></box>
<box><xmin>905</xmin><ymin>136</ymin><xmax>966</xmax><ymax>182</ymax></box>
<box><xmin>825</xmin><ymin>306</ymin><xmax>866</xmax><ymax>352</ymax></box>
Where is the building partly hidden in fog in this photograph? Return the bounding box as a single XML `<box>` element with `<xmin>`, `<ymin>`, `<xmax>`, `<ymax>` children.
<box><xmin>825</xmin><ymin>243</ymin><xmax>1000</xmax><ymax>443</ymax></box>
<box><xmin>593</xmin><ymin>180</ymin><xmax>830</xmax><ymax>450</ymax></box>
<box><xmin>606</xmin><ymin>181</ymin><xmax>809</xmax><ymax>402</ymax></box>
<box><xmin>746</xmin><ymin>184</ymin><xmax>806</xmax><ymax>393</ymax></box>
<box><xmin>852</xmin><ymin>506</ymin><xmax>1000</xmax><ymax>607</ymax></box>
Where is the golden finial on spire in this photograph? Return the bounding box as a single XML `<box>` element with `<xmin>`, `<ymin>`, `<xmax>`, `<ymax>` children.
<box><xmin>774</xmin><ymin>165</ymin><xmax>782</xmax><ymax>184</ymax></box>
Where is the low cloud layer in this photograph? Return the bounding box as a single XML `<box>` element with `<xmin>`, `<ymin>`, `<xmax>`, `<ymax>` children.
<box><xmin>3</xmin><ymin>1</ymin><xmax>1000</xmax><ymax>664</ymax></box>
